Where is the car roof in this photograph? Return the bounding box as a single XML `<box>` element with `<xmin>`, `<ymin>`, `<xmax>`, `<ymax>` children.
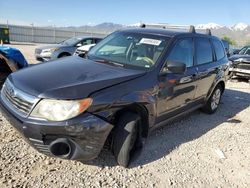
<box><xmin>119</xmin><ymin>28</ymin><xmax>218</xmax><ymax>39</ymax></box>
<box><xmin>76</xmin><ymin>36</ymin><xmax>103</xmax><ymax>39</ymax></box>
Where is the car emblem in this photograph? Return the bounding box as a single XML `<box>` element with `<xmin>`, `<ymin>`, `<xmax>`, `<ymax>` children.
<box><xmin>7</xmin><ymin>84</ymin><xmax>16</xmax><ymax>97</ymax></box>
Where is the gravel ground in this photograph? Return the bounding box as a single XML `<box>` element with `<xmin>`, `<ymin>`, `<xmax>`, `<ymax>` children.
<box><xmin>0</xmin><ymin>44</ymin><xmax>250</xmax><ymax>187</ymax></box>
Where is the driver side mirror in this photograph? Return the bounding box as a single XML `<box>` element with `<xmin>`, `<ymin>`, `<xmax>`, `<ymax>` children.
<box><xmin>161</xmin><ymin>61</ymin><xmax>187</xmax><ymax>74</ymax></box>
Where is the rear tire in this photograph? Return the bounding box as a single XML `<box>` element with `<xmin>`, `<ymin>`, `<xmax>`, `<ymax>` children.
<box><xmin>202</xmin><ymin>85</ymin><xmax>222</xmax><ymax>114</ymax></box>
<box><xmin>112</xmin><ymin>112</ymin><xmax>141</xmax><ymax>167</ymax></box>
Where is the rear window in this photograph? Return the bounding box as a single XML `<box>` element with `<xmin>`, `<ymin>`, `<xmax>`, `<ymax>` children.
<box><xmin>195</xmin><ymin>38</ymin><xmax>213</xmax><ymax>65</ymax></box>
<box><xmin>212</xmin><ymin>39</ymin><xmax>225</xmax><ymax>60</ymax></box>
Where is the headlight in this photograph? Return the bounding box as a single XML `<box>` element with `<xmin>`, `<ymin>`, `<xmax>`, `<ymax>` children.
<box><xmin>42</xmin><ymin>48</ymin><xmax>59</xmax><ymax>53</ymax></box>
<box><xmin>30</xmin><ymin>98</ymin><xmax>92</xmax><ymax>121</ymax></box>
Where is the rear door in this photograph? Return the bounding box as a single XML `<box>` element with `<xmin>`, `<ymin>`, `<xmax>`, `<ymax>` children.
<box><xmin>194</xmin><ymin>37</ymin><xmax>221</xmax><ymax>99</ymax></box>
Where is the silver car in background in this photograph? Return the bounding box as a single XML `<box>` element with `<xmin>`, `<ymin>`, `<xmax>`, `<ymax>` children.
<box><xmin>35</xmin><ymin>36</ymin><xmax>102</xmax><ymax>61</ymax></box>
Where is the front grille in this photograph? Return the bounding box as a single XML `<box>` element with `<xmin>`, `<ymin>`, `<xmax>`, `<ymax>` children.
<box><xmin>1</xmin><ymin>79</ymin><xmax>39</xmax><ymax>117</ymax></box>
<box><xmin>236</xmin><ymin>63</ymin><xmax>250</xmax><ymax>70</ymax></box>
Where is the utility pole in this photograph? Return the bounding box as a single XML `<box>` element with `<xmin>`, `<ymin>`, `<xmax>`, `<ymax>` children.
<box><xmin>31</xmin><ymin>23</ymin><xmax>34</xmax><ymax>43</ymax></box>
<box><xmin>53</xmin><ymin>24</ymin><xmax>56</xmax><ymax>43</ymax></box>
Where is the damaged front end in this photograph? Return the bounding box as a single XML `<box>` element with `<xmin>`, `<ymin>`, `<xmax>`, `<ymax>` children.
<box><xmin>229</xmin><ymin>56</ymin><xmax>250</xmax><ymax>79</ymax></box>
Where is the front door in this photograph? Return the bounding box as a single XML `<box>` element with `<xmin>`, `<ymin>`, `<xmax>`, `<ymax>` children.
<box><xmin>156</xmin><ymin>37</ymin><xmax>198</xmax><ymax>123</ymax></box>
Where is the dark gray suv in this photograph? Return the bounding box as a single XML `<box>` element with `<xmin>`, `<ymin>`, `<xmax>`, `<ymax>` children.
<box><xmin>0</xmin><ymin>24</ymin><xmax>229</xmax><ymax>167</ymax></box>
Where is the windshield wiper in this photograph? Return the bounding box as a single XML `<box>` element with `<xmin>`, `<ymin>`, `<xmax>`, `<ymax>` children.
<box><xmin>94</xmin><ymin>59</ymin><xmax>124</xmax><ymax>67</ymax></box>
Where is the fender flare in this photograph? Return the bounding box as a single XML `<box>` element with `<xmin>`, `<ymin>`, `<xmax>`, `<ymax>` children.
<box><xmin>205</xmin><ymin>78</ymin><xmax>225</xmax><ymax>102</ymax></box>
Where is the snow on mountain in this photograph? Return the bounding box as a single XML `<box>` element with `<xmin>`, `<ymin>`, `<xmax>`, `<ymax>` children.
<box><xmin>196</xmin><ymin>23</ymin><xmax>223</xmax><ymax>30</ymax></box>
<box><xmin>128</xmin><ymin>23</ymin><xmax>142</xmax><ymax>27</ymax></box>
<box><xmin>231</xmin><ymin>23</ymin><xmax>248</xmax><ymax>31</ymax></box>
<box><xmin>128</xmin><ymin>22</ymin><xmax>250</xmax><ymax>31</ymax></box>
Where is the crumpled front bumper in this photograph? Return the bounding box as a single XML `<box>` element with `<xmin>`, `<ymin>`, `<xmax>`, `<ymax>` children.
<box><xmin>229</xmin><ymin>67</ymin><xmax>250</xmax><ymax>77</ymax></box>
<box><xmin>0</xmin><ymin>99</ymin><xmax>113</xmax><ymax>161</ymax></box>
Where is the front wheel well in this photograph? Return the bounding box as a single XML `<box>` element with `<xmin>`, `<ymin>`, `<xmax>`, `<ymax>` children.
<box><xmin>217</xmin><ymin>81</ymin><xmax>225</xmax><ymax>94</ymax></box>
<box><xmin>112</xmin><ymin>104</ymin><xmax>149</xmax><ymax>139</ymax></box>
<box><xmin>58</xmin><ymin>52</ymin><xmax>71</xmax><ymax>58</ymax></box>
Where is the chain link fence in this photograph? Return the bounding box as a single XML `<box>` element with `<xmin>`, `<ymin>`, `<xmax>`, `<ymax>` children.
<box><xmin>0</xmin><ymin>24</ymin><xmax>110</xmax><ymax>44</ymax></box>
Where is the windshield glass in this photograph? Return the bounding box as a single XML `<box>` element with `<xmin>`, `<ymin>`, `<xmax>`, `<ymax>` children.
<box><xmin>88</xmin><ymin>32</ymin><xmax>169</xmax><ymax>69</ymax></box>
<box><xmin>238</xmin><ymin>46</ymin><xmax>249</xmax><ymax>55</ymax></box>
<box><xmin>60</xmin><ymin>37</ymin><xmax>82</xmax><ymax>46</ymax></box>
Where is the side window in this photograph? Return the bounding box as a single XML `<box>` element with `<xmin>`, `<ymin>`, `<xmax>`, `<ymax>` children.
<box><xmin>212</xmin><ymin>39</ymin><xmax>225</xmax><ymax>60</ymax></box>
<box><xmin>196</xmin><ymin>38</ymin><xmax>213</xmax><ymax>65</ymax></box>
<box><xmin>96</xmin><ymin>38</ymin><xmax>102</xmax><ymax>43</ymax></box>
<box><xmin>81</xmin><ymin>39</ymin><xmax>93</xmax><ymax>45</ymax></box>
<box><xmin>167</xmin><ymin>38</ymin><xmax>194</xmax><ymax>67</ymax></box>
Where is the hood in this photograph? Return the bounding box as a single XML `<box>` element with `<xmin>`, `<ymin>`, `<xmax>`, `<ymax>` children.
<box><xmin>229</xmin><ymin>54</ymin><xmax>250</xmax><ymax>63</ymax></box>
<box><xmin>9</xmin><ymin>56</ymin><xmax>146</xmax><ymax>99</ymax></box>
<box><xmin>36</xmin><ymin>44</ymin><xmax>66</xmax><ymax>50</ymax></box>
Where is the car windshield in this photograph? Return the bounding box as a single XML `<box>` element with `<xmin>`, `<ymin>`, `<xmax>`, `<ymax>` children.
<box><xmin>238</xmin><ymin>46</ymin><xmax>250</xmax><ymax>55</ymax></box>
<box><xmin>88</xmin><ymin>32</ymin><xmax>169</xmax><ymax>69</ymax></box>
<box><xmin>60</xmin><ymin>37</ymin><xmax>82</xmax><ymax>46</ymax></box>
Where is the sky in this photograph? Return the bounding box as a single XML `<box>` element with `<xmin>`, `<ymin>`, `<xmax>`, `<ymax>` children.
<box><xmin>0</xmin><ymin>0</ymin><xmax>250</xmax><ymax>27</ymax></box>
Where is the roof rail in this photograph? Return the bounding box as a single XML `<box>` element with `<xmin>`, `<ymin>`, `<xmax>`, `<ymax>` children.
<box><xmin>139</xmin><ymin>23</ymin><xmax>212</xmax><ymax>35</ymax></box>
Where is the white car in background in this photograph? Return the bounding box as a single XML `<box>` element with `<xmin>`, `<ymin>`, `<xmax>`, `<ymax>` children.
<box><xmin>74</xmin><ymin>42</ymin><xmax>100</xmax><ymax>58</ymax></box>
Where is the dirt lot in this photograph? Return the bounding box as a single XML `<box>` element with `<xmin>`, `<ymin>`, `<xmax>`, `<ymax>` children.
<box><xmin>0</xmin><ymin>43</ymin><xmax>250</xmax><ymax>188</ymax></box>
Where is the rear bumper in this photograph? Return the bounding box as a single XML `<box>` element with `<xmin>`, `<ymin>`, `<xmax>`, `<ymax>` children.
<box><xmin>0</xmin><ymin>99</ymin><xmax>113</xmax><ymax>161</ymax></box>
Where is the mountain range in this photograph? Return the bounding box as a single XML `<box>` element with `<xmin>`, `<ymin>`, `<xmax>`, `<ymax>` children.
<box><xmin>1</xmin><ymin>20</ymin><xmax>250</xmax><ymax>46</ymax></box>
<box><xmin>75</xmin><ymin>22</ymin><xmax>250</xmax><ymax>46</ymax></box>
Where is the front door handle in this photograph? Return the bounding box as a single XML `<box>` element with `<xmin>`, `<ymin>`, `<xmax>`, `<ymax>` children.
<box><xmin>179</xmin><ymin>75</ymin><xmax>195</xmax><ymax>84</ymax></box>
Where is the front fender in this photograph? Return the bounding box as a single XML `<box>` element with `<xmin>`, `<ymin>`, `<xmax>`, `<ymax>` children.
<box><xmin>119</xmin><ymin>91</ymin><xmax>157</xmax><ymax>126</ymax></box>
<box><xmin>0</xmin><ymin>47</ymin><xmax>28</xmax><ymax>69</ymax></box>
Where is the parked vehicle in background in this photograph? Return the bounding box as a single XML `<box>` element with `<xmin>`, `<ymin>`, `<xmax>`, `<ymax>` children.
<box><xmin>74</xmin><ymin>39</ymin><xmax>102</xmax><ymax>58</ymax></box>
<box><xmin>221</xmin><ymin>40</ymin><xmax>230</xmax><ymax>57</ymax></box>
<box><xmin>229</xmin><ymin>48</ymin><xmax>241</xmax><ymax>56</ymax></box>
<box><xmin>229</xmin><ymin>48</ymin><xmax>250</xmax><ymax>79</ymax></box>
<box><xmin>35</xmin><ymin>36</ymin><xmax>102</xmax><ymax>61</ymax></box>
<box><xmin>237</xmin><ymin>45</ymin><xmax>250</xmax><ymax>55</ymax></box>
<box><xmin>0</xmin><ymin>46</ymin><xmax>28</xmax><ymax>86</ymax></box>
<box><xmin>0</xmin><ymin>24</ymin><xmax>229</xmax><ymax>167</ymax></box>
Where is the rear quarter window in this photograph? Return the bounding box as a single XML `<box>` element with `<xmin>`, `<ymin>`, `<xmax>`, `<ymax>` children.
<box><xmin>212</xmin><ymin>39</ymin><xmax>225</xmax><ymax>60</ymax></box>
